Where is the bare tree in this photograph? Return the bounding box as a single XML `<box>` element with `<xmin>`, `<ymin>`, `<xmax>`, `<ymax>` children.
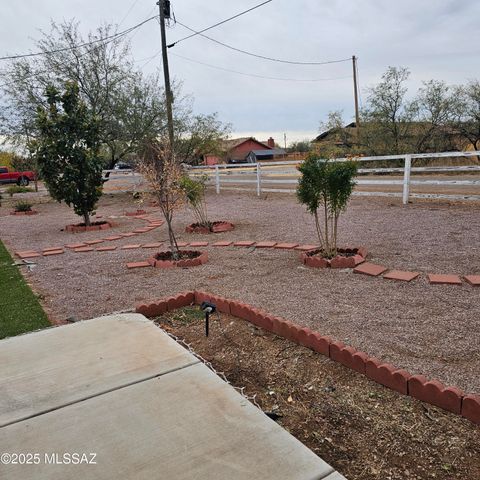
<box><xmin>138</xmin><ymin>140</ymin><xmax>184</xmax><ymax>259</ymax></box>
<box><xmin>0</xmin><ymin>20</ymin><xmax>169</xmax><ymax>168</ymax></box>
<box><xmin>452</xmin><ymin>80</ymin><xmax>480</xmax><ymax>153</ymax></box>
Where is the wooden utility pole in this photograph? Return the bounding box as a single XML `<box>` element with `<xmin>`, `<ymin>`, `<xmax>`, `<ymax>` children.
<box><xmin>158</xmin><ymin>0</ymin><xmax>175</xmax><ymax>148</ymax></box>
<box><xmin>352</xmin><ymin>55</ymin><xmax>360</xmax><ymax>140</ymax></box>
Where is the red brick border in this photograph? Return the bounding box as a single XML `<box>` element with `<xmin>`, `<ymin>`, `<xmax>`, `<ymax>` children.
<box><xmin>147</xmin><ymin>250</ymin><xmax>208</xmax><ymax>269</ymax></box>
<box><xmin>10</xmin><ymin>210</ymin><xmax>38</xmax><ymax>216</ymax></box>
<box><xmin>65</xmin><ymin>221</ymin><xmax>112</xmax><ymax>233</ymax></box>
<box><xmin>135</xmin><ymin>291</ymin><xmax>480</xmax><ymax>425</ymax></box>
<box><xmin>301</xmin><ymin>247</ymin><xmax>367</xmax><ymax>269</ymax></box>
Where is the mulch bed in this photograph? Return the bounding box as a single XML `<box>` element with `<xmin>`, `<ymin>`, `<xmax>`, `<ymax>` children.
<box><xmin>186</xmin><ymin>221</ymin><xmax>235</xmax><ymax>234</ymax></box>
<box><xmin>148</xmin><ymin>250</ymin><xmax>208</xmax><ymax>268</ymax></box>
<box><xmin>155</xmin><ymin>308</ymin><xmax>480</xmax><ymax>480</ymax></box>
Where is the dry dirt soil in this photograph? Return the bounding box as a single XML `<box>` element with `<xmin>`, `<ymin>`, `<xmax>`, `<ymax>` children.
<box><xmin>156</xmin><ymin>307</ymin><xmax>480</xmax><ymax>480</ymax></box>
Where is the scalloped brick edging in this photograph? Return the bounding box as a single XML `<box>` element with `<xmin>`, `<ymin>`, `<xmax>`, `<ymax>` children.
<box><xmin>301</xmin><ymin>247</ymin><xmax>367</xmax><ymax>269</ymax></box>
<box><xmin>147</xmin><ymin>250</ymin><xmax>208</xmax><ymax>269</ymax></box>
<box><xmin>65</xmin><ymin>221</ymin><xmax>112</xmax><ymax>233</ymax></box>
<box><xmin>125</xmin><ymin>209</ymin><xmax>147</xmax><ymax>216</ymax></box>
<box><xmin>185</xmin><ymin>221</ymin><xmax>235</xmax><ymax>234</ymax></box>
<box><xmin>10</xmin><ymin>210</ymin><xmax>38</xmax><ymax>216</ymax></box>
<box><xmin>135</xmin><ymin>290</ymin><xmax>480</xmax><ymax>425</ymax></box>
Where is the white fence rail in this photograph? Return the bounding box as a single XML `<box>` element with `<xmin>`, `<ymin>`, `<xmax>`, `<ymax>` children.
<box><xmin>188</xmin><ymin>151</ymin><xmax>480</xmax><ymax>204</ymax></box>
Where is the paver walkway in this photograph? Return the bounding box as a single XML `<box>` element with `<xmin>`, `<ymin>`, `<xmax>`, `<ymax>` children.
<box><xmin>0</xmin><ymin>314</ymin><xmax>345</xmax><ymax>479</ymax></box>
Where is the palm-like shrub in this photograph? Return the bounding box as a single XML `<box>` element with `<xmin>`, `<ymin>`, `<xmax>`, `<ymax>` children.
<box><xmin>297</xmin><ymin>155</ymin><xmax>357</xmax><ymax>257</ymax></box>
<box><xmin>179</xmin><ymin>175</ymin><xmax>209</xmax><ymax>228</ymax></box>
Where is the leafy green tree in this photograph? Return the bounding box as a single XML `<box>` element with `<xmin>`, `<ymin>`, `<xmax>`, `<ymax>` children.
<box><xmin>297</xmin><ymin>154</ymin><xmax>357</xmax><ymax>257</ymax></box>
<box><xmin>32</xmin><ymin>82</ymin><xmax>103</xmax><ymax>226</ymax></box>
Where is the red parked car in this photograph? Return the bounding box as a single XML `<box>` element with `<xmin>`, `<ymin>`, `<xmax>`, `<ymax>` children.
<box><xmin>0</xmin><ymin>166</ymin><xmax>36</xmax><ymax>186</ymax></box>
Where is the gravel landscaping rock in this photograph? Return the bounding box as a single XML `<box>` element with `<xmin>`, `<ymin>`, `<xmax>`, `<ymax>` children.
<box><xmin>0</xmin><ymin>191</ymin><xmax>479</xmax><ymax>394</ymax></box>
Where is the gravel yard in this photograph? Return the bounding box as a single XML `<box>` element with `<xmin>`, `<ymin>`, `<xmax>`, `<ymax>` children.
<box><xmin>0</xmin><ymin>190</ymin><xmax>479</xmax><ymax>394</ymax></box>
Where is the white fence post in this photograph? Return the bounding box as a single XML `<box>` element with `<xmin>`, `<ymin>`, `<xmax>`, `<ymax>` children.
<box><xmin>256</xmin><ymin>163</ymin><xmax>261</xmax><ymax>196</ymax></box>
<box><xmin>402</xmin><ymin>154</ymin><xmax>412</xmax><ymax>205</ymax></box>
<box><xmin>215</xmin><ymin>165</ymin><xmax>220</xmax><ymax>194</ymax></box>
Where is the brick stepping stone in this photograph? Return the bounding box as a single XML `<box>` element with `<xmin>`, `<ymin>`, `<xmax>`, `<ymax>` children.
<box><xmin>189</xmin><ymin>241</ymin><xmax>209</xmax><ymax>247</ymax></box>
<box><xmin>96</xmin><ymin>246</ymin><xmax>117</xmax><ymax>252</ymax></box>
<box><xmin>84</xmin><ymin>239</ymin><xmax>104</xmax><ymax>245</ymax></box>
<box><xmin>255</xmin><ymin>241</ymin><xmax>277</xmax><ymax>248</ymax></box>
<box><xmin>42</xmin><ymin>250</ymin><xmax>64</xmax><ymax>256</ymax></box>
<box><xmin>295</xmin><ymin>244</ymin><xmax>319</xmax><ymax>251</ymax></box>
<box><xmin>176</xmin><ymin>242</ymin><xmax>189</xmax><ymax>247</ymax></box>
<box><xmin>428</xmin><ymin>274</ymin><xmax>462</xmax><ymax>285</ymax></box>
<box><xmin>274</xmin><ymin>243</ymin><xmax>299</xmax><ymax>249</ymax></box>
<box><xmin>74</xmin><ymin>247</ymin><xmax>94</xmax><ymax>253</ymax></box>
<box><xmin>43</xmin><ymin>246</ymin><xmax>64</xmax><ymax>252</ymax></box>
<box><xmin>464</xmin><ymin>275</ymin><xmax>480</xmax><ymax>286</ymax></box>
<box><xmin>15</xmin><ymin>251</ymin><xmax>41</xmax><ymax>259</ymax></box>
<box><xmin>126</xmin><ymin>261</ymin><xmax>151</xmax><ymax>269</ymax></box>
<box><xmin>103</xmin><ymin>236</ymin><xmax>122</xmax><ymax>241</ymax></box>
<box><xmin>212</xmin><ymin>241</ymin><xmax>233</xmax><ymax>247</ymax></box>
<box><xmin>354</xmin><ymin>262</ymin><xmax>388</xmax><ymax>277</ymax></box>
<box><xmin>65</xmin><ymin>243</ymin><xmax>87</xmax><ymax>249</ymax></box>
<box><xmin>383</xmin><ymin>270</ymin><xmax>420</xmax><ymax>282</ymax></box>
<box><xmin>142</xmin><ymin>243</ymin><xmax>163</xmax><ymax>249</ymax></box>
<box><xmin>121</xmin><ymin>244</ymin><xmax>142</xmax><ymax>250</ymax></box>
<box><xmin>234</xmin><ymin>241</ymin><xmax>255</xmax><ymax>247</ymax></box>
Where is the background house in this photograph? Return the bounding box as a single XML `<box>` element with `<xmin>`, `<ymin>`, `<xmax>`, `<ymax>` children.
<box><xmin>204</xmin><ymin>137</ymin><xmax>285</xmax><ymax>164</ymax></box>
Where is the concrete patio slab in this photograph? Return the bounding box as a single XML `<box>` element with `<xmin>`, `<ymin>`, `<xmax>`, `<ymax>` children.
<box><xmin>0</xmin><ymin>314</ymin><xmax>199</xmax><ymax>427</ymax></box>
<box><xmin>1</xmin><ymin>362</ymin><xmax>341</xmax><ymax>479</ymax></box>
<box><xmin>0</xmin><ymin>313</ymin><xmax>346</xmax><ymax>479</ymax></box>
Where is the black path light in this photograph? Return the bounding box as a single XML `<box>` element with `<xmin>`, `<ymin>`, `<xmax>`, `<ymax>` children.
<box><xmin>200</xmin><ymin>301</ymin><xmax>216</xmax><ymax>337</ymax></box>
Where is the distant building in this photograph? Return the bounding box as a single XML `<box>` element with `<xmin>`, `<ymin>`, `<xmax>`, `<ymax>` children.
<box><xmin>204</xmin><ymin>136</ymin><xmax>285</xmax><ymax>165</ymax></box>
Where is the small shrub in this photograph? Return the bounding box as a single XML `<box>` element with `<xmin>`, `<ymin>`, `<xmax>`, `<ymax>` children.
<box><xmin>297</xmin><ymin>154</ymin><xmax>358</xmax><ymax>257</ymax></box>
<box><xmin>14</xmin><ymin>200</ymin><xmax>33</xmax><ymax>212</ymax></box>
<box><xmin>180</xmin><ymin>175</ymin><xmax>210</xmax><ymax>228</ymax></box>
<box><xmin>7</xmin><ymin>185</ymin><xmax>33</xmax><ymax>196</ymax></box>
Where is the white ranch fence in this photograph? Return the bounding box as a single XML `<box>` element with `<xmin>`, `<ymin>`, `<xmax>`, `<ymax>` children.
<box><xmin>188</xmin><ymin>151</ymin><xmax>480</xmax><ymax>205</ymax></box>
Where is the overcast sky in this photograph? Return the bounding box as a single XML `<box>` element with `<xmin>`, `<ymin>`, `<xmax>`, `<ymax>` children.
<box><xmin>2</xmin><ymin>0</ymin><xmax>480</xmax><ymax>144</ymax></box>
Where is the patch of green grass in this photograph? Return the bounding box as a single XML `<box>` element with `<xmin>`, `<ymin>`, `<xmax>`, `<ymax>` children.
<box><xmin>6</xmin><ymin>185</ymin><xmax>33</xmax><ymax>196</ymax></box>
<box><xmin>168</xmin><ymin>306</ymin><xmax>205</xmax><ymax>324</ymax></box>
<box><xmin>0</xmin><ymin>240</ymin><xmax>50</xmax><ymax>339</ymax></box>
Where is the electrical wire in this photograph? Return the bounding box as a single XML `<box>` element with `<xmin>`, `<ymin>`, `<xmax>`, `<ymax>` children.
<box><xmin>168</xmin><ymin>0</ymin><xmax>272</xmax><ymax>47</ymax></box>
<box><xmin>118</xmin><ymin>0</ymin><xmax>142</xmax><ymax>27</ymax></box>
<box><xmin>0</xmin><ymin>15</ymin><xmax>158</xmax><ymax>61</ymax></box>
<box><xmin>172</xmin><ymin>21</ymin><xmax>351</xmax><ymax>66</ymax></box>
<box><xmin>170</xmin><ymin>52</ymin><xmax>352</xmax><ymax>82</ymax></box>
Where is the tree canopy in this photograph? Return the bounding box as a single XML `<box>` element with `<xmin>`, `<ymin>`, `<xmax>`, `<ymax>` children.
<box><xmin>32</xmin><ymin>81</ymin><xmax>103</xmax><ymax>225</ymax></box>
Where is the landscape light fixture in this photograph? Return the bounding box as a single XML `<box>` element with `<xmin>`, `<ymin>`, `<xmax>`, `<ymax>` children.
<box><xmin>200</xmin><ymin>301</ymin><xmax>216</xmax><ymax>337</ymax></box>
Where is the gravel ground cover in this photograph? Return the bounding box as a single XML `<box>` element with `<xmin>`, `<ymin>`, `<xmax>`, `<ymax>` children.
<box><xmin>0</xmin><ymin>190</ymin><xmax>479</xmax><ymax>394</ymax></box>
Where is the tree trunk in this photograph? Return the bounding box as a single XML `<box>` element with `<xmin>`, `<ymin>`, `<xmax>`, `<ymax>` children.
<box><xmin>83</xmin><ymin>212</ymin><xmax>91</xmax><ymax>226</ymax></box>
<box><xmin>323</xmin><ymin>202</ymin><xmax>330</xmax><ymax>256</ymax></box>
<box><xmin>313</xmin><ymin>210</ymin><xmax>324</xmax><ymax>250</ymax></box>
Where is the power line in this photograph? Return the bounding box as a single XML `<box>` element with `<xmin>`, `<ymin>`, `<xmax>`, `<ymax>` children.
<box><xmin>0</xmin><ymin>15</ymin><xmax>158</xmax><ymax>62</ymax></box>
<box><xmin>172</xmin><ymin>21</ymin><xmax>351</xmax><ymax>66</ymax></box>
<box><xmin>168</xmin><ymin>0</ymin><xmax>272</xmax><ymax>48</ymax></box>
<box><xmin>118</xmin><ymin>0</ymin><xmax>142</xmax><ymax>27</ymax></box>
<box><xmin>171</xmin><ymin>52</ymin><xmax>352</xmax><ymax>82</ymax></box>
